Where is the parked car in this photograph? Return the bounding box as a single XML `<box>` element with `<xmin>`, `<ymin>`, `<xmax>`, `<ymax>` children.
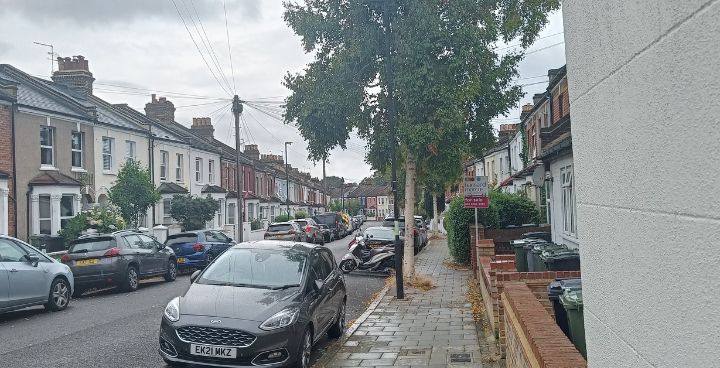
<box><xmin>165</xmin><ymin>230</ymin><xmax>235</xmax><ymax>271</ymax></box>
<box><xmin>318</xmin><ymin>224</ymin><xmax>333</xmax><ymax>242</ymax></box>
<box><xmin>0</xmin><ymin>235</ymin><xmax>74</xmax><ymax>313</ymax></box>
<box><xmin>313</xmin><ymin>213</ymin><xmax>347</xmax><ymax>239</ymax></box>
<box><xmin>294</xmin><ymin>218</ymin><xmax>324</xmax><ymax>244</ymax></box>
<box><xmin>413</xmin><ymin>215</ymin><xmax>429</xmax><ymax>249</ymax></box>
<box><xmin>61</xmin><ymin>230</ymin><xmax>177</xmax><ymax>296</ymax></box>
<box><xmin>362</xmin><ymin>226</ymin><xmax>403</xmax><ymax>249</ymax></box>
<box><xmin>382</xmin><ymin>216</ymin><xmax>423</xmax><ymax>254</ymax></box>
<box><xmin>264</xmin><ymin>222</ymin><xmax>305</xmax><ymax>241</ymax></box>
<box><xmin>159</xmin><ymin>241</ymin><xmax>347</xmax><ymax>368</ymax></box>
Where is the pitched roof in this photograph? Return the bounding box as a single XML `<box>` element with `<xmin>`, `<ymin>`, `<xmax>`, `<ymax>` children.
<box><xmin>158</xmin><ymin>182</ymin><xmax>188</xmax><ymax>194</ymax></box>
<box><xmin>201</xmin><ymin>185</ymin><xmax>227</xmax><ymax>194</ymax></box>
<box><xmin>28</xmin><ymin>171</ymin><xmax>81</xmax><ymax>186</ymax></box>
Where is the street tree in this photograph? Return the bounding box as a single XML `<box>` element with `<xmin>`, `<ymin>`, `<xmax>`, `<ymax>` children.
<box><xmin>108</xmin><ymin>159</ymin><xmax>160</xmax><ymax>228</ymax></box>
<box><xmin>283</xmin><ymin>0</ymin><xmax>559</xmax><ymax>279</ymax></box>
<box><xmin>169</xmin><ymin>195</ymin><xmax>220</xmax><ymax>231</ymax></box>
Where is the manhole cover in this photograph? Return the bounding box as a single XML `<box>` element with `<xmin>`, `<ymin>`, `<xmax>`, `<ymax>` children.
<box><xmin>400</xmin><ymin>348</ymin><xmax>429</xmax><ymax>356</ymax></box>
<box><xmin>449</xmin><ymin>353</ymin><xmax>473</xmax><ymax>363</ymax></box>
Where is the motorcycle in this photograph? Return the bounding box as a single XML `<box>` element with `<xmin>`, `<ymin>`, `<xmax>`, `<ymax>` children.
<box><xmin>339</xmin><ymin>235</ymin><xmax>395</xmax><ymax>274</ymax></box>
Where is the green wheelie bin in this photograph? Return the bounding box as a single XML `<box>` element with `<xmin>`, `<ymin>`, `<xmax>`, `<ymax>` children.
<box><xmin>560</xmin><ymin>289</ymin><xmax>586</xmax><ymax>358</ymax></box>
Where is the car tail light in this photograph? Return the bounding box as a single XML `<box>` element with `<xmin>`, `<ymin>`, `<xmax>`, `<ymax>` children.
<box><xmin>104</xmin><ymin>247</ymin><xmax>121</xmax><ymax>258</ymax></box>
<box><xmin>348</xmin><ymin>238</ymin><xmax>356</xmax><ymax>249</ymax></box>
<box><xmin>60</xmin><ymin>254</ymin><xmax>70</xmax><ymax>263</ymax></box>
<box><xmin>192</xmin><ymin>243</ymin><xmax>205</xmax><ymax>253</ymax></box>
<box><xmin>306</xmin><ymin>226</ymin><xmax>311</xmax><ymax>233</ymax></box>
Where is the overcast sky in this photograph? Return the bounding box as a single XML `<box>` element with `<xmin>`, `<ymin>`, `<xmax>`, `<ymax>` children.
<box><xmin>0</xmin><ymin>0</ymin><xmax>565</xmax><ymax>184</ymax></box>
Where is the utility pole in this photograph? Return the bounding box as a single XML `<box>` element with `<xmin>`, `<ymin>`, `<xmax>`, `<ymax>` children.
<box><xmin>383</xmin><ymin>0</ymin><xmax>404</xmax><ymax>299</ymax></box>
<box><xmin>322</xmin><ymin>155</ymin><xmax>327</xmax><ymax>212</ymax></box>
<box><xmin>341</xmin><ymin>177</ymin><xmax>345</xmax><ymax>212</ymax></box>
<box><xmin>285</xmin><ymin>142</ymin><xmax>293</xmax><ymax>217</ymax></box>
<box><xmin>232</xmin><ymin>95</ymin><xmax>244</xmax><ymax>242</ymax></box>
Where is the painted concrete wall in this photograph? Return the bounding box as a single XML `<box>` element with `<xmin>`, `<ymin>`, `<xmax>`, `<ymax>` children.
<box><xmin>564</xmin><ymin>1</ymin><xmax>720</xmax><ymax>366</ymax></box>
<box><xmin>188</xmin><ymin>148</ymin><xmax>221</xmax><ymax>196</ymax></box>
<box><xmin>153</xmin><ymin>140</ymin><xmax>190</xmax><ymax>190</ymax></box>
<box><xmin>92</xmin><ymin>126</ymin><xmax>149</xmax><ymax>199</ymax></box>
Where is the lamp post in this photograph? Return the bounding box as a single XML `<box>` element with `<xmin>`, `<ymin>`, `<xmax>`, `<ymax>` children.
<box><xmin>285</xmin><ymin>142</ymin><xmax>292</xmax><ymax>217</ymax></box>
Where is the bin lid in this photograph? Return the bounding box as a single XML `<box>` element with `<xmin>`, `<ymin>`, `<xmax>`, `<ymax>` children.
<box><xmin>548</xmin><ymin>278</ymin><xmax>582</xmax><ymax>298</ymax></box>
<box><xmin>531</xmin><ymin>243</ymin><xmax>566</xmax><ymax>254</ymax></box>
<box><xmin>560</xmin><ymin>290</ymin><xmax>583</xmax><ymax>309</ymax></box>
<box><xmin>541</xmin><ymin>248</ymin><xmax>578</xmax><ymax>259</ymax></box>
<box><xmin>544</xmin><ymin>253</ymin><xmax>581</xmax><ymax>263</ymax></box>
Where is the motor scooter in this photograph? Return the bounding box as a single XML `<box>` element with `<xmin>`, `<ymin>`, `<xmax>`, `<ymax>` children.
<box><xmin>340</xmin><ymin>235</ymin><xmax>395</xmax><ymax>274</ymax></box>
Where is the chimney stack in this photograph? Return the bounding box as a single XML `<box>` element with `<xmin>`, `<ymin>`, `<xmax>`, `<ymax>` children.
<box><xmin>145</xmin><ymin>95</ymin><xmax>175</xmax><ymax>124</ymax></box>
<box><xmin>520</xmin><ymin>103</ymin><xmax>534</xmax><ymax>120</ymax></box>
<box><xmin>260</xmin><ymin>154</ymin><xmax>284</xmax><ymax>164</ymax></box>
<box><xmin>243</xmin><ymin>144</ymin><xmax>260</xmax><ymax>160</ymax></box>
<box><xmin>497</xmin><ymin>123</ymin><xmax>519</xmax><ymax>142</ymax></box>
<box><xmin>51</xmin><ymin>55</ymin><xmax>94</xmax><ymax>95</ymax></box>
<box><xmin>190</xmin><ymin>117</ymin><xmax>215</xmax><ymax>140</ymax></box>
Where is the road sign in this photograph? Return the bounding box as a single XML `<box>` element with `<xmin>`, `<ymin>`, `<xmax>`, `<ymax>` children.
<box><xmin>464</xmin><ymin>176</ymin><xmax>488</xmax><ymax>196</ymax></box>
<box><xmin>464</xmin><ymin>196</ymin><xmax>489</xmax><ymax>209</ymax></box>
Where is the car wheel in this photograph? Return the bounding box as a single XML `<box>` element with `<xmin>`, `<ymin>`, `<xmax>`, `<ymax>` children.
<box><xmin>296</xmin><ymin>328</ymin><xmax>312</xmax><ymax>368</ymax></box>
<box><xmin>328</xmin><ymin>301</ymin><xmax>346</xmax><ymax>338</ymax></box>
<box><xmin>45</xmin><ymin>278</ymin><xmax>70</xmax><ymax>312</ymax></box>
<box><xmin>121</xmin><ymin>265</ymin><xmax>139</xmax><ymax>292</ymax></box>
<box><xmin>164</xmin><ymin>259</ymin><xmax>177</xmax><ymax>282</ymax></box>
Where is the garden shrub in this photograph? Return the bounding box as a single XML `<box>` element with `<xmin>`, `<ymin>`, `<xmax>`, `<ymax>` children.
<box><xmin>58</xmin><ymin>206</ymin><xmax>126</xmax><ymax>248</ymax></box>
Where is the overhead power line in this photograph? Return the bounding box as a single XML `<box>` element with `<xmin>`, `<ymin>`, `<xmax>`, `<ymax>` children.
<box><xmin>496</xmin><ymin>31</ymin><xmax>564</xmax><ymax>51</ymax></box>
<box><xmin>223</xmin><ymin>0</ymin><xmax>237</xmax><ymax>93</ymax></box>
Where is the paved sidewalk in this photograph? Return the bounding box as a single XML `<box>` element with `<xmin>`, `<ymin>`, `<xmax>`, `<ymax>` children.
<box><xmin>317</xmin><ymin>238</ymin><xmax>484</xmax><ymax>367</ymax></box>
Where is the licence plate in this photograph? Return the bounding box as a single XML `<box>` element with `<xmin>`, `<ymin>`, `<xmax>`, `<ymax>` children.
<box><xmin>177</xmin><ymin>258</ymin><xmax>186</xmax><ymax>263</ymax></box>
<box><xmin>75</xmin><ymin>259</ymin><xmax>98</xmax><ymax>266</ymax></box>
<box><xmin>190</xmin><ymin>344</ymin><xmax>237</xmax><ymax>359</ymax></box>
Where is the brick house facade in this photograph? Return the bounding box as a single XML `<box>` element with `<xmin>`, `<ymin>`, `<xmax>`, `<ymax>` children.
<box><xmin>0</xmin><ymin>79</ymin><xmax>17</xmax><ymax>236</ymax></box>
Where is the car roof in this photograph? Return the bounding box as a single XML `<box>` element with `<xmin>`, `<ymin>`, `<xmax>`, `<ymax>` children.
<box><xmin>232</xmin><ymin>240</ymin><xmax>321</xmax><ymax>253</ymax></box>
<box><xmin>365</xmin><ymin>226</ymin><xmax>393</xmax><ymax>231</ymax></box>
<box><xmin>270</xmin><ymin>221</ymin><xmax>295</xmax><ymax>225</ymax></box>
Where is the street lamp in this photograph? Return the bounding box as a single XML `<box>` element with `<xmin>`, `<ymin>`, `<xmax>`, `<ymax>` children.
<box><xmin>285</xmin><ymin>142</ymin><xmax>293</xmax><ymax>217</ymax></box>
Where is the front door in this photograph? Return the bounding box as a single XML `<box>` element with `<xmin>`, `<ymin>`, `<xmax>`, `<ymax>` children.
<box><xmin>0</xmin><ymin>238</ymin><xmax>48</xmax><ymax>307</ymax></box>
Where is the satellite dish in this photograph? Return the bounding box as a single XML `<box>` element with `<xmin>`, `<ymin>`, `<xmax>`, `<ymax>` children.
<box><xmin>531</xmin><ymin>166</ymin><xmax>545</xmax><ymax>186</ymax></box>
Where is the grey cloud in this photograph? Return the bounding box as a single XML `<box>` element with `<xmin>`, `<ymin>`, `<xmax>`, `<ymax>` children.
<box><xmin>0</xmin><ymin>0</ymin><xmax>261</xmax><ymax>26</ymax></box>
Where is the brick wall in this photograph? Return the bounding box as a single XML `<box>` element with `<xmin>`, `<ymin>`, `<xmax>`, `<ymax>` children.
<box><xmin>551</xmin><ymin>78</ymin><xmax>570</xmax><ymax>125</ymax></box>
<box><xmin>502</xmin><ymin>282</ymin><xmax>586</xmax><ymax>367</ymax></box>
<box><xmin>0</xmin><ymin>104</ymin><xmax>16</xmax><ymax>236</ymax></box>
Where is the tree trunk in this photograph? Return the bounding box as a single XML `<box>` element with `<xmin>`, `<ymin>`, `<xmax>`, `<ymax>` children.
<box><xmin>432</xmin><ymin>193</ymin><xmax>439</xmax><ymax>236</ymax></box>
<box><xmin>403</xmin><ymin>153</ymin><xmax>417</xmax><ymax>280</ymax></box>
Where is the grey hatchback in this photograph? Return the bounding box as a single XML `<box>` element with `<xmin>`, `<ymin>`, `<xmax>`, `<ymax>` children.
<box><xmin>61</xmin><ymin>231</ymin><xmax>177</xmax><ymax>296</ymax></box>
<box><xmin>159</xmin><ymin>241</ymin><xmax>347</xmax><ymax>368</ymax></box>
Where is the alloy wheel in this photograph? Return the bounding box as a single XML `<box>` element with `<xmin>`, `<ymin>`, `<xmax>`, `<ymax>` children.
<box><xmin>128</xmin><ymin>268</ymin><xmax>138</xmax><ymax>289</ymax></box>
<box><xmin>301</xmin><ymin>330</ymin><xmax>312</xmax><ymax>368</ymax></box>
<box><xmin>169</xmin><ymin>261</ymin><xmax>177</xmax><ymax>279</ymax></box>
<box><xmin>53</xmin><ymin>281</ymin><xmax>69</xmax><ymax>308</ymax></box>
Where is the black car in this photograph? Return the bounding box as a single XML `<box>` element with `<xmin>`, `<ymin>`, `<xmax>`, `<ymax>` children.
<box><xmin>159</xmin><ymin>241</ymin><xmax>347</xmax><ymax>368</ymax></box>
<box><xmin>312</xmin><ymin>213</ymin><xmax>347</xmax><ymax>239</ymax></box>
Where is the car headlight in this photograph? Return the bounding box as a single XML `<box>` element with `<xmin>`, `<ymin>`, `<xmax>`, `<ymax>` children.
<box><xmin>164</xmin><ymin>297</ymin><xmax>180</xmax><ymax>322</ymax></box>
<box><xmin>259</xmin><ymin>307</ymin><xmax>299</xmax><ymax>331</ymax></box>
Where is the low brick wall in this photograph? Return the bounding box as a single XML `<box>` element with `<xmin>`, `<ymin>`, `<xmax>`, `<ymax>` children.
<box><xmin>502</xmin><ymin>283</ymin><xmax>586</xmax><ymax>368</ymax></box>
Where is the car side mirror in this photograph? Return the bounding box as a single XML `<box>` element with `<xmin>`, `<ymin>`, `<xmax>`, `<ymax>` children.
<box><xmin>227</xmin><ymin>238</ymin><xmax>234</xmax><ymax>243</ymax></box>
<box><xmin>190</xmin><ymin>270</ymin><xmax>201</xmax><ymax>283</ymax></box>
<box><xmin>157</xmin><ymin>243</ymin><xmax>165</xmax><ymax>250</ymax></box>
<box><xmin>25</xmin><ymin>254</ymin><xmax>40</xmax><ymax>267</ymax></box>
<box><xmin>313</xmin><ymin>279</ymin><xmax>325</xmax><ymax>292</ymax></box>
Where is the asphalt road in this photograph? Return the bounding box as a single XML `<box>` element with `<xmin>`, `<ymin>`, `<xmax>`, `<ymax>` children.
<box><xmin>0</xmin><ymin>222</ymin><xmax>386</xmax><ymax>368</ymax></box>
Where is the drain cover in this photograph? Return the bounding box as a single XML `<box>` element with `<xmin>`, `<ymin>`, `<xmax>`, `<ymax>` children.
<box><xmin>400</xmin><ymin>349</ymin><xmax>429</xmax><ymax>356</ymax></box>
<box><xmin>449</xmin><ymin>353</ymin><xmax>473</xmax><ymax>363</ymax></box>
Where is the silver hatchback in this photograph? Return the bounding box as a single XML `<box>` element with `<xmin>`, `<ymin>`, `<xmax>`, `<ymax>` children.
<box><xmin>0</xmin><ymin>235</ymin><xmax>74</xmax><ymax>314</ymax></box>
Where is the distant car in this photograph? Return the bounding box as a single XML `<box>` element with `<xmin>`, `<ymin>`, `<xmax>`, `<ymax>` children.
<box><xmin>413</xmin><ymin>216</ymin><xmax>429</xmax><ymax>249</ymax></box>
<box><xmin>264</xmin><ymin>222</ymin><xmax>305</xmax><ymax>241</ymax></box>
<box><xmin>318</xmin><ymin>224</ymin><xmax>333</xmax><ymax>242</ymax></box>
<box><xmin>0</xmin><ymin>235</ymin><xmax>74</xmax><ymax>314</ymax></box>
<box><xmin>165</xmin><ymin>230</ymin><xmax>235</xmax><ymax>270</ymax></box>
<box><xmin>313</xmin><ymin>213</ymin><xmax>347</xmax><ymax>239</ymax></box>
<box><xmin>382</xmin><ymin>216</ymin><xmax>422</xmax><ymax>254</ymax></box>
<box><xmin>362</xmin><ymin>226</ymin><xmax>403</xmax><ymax>249</ymax></box>
<box><xmin>62</xmin><ymin>231</ymin><xmax>176</xmax><ymax>296</ymax></box>
<box><xmin>159</xmin><ymin>241</ymin><xmax>347</xmax><ymax>368</ymax></box>
<box><xmin>294</xmin><ymin>218</ymin><xmax>324</xmax><ymax>244</ymax></box>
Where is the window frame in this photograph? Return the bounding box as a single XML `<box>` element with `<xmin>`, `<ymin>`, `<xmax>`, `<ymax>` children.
<box><xmin>560</xmin><ymin>165</ymin><xmax>576</xmax><ymax>237</ymax></box>
<box><xmin>227</xmin><ymin>202</ymin><xmax>236</xmax><ymax>224</ymax></box>
<box><xmin>59</xmin><ymin>194</ymin><xmax>75</xmax><ymax>230</ymax></box>
<box><xmin>71</xmin><ymin>131</ymin><xmax>83</xmax><ymax>169</ymax></box>
<box><xmin>40</xmin><ymin>126</ymin><xmax>55</xmax><ymax>168</ymax></box>
<box><xmin>125</xmin><ymin>140</ymin><xmax>136</xmax><ymax>162</ymax></box>
<box><xmin>163</xmin><ymin>197</ymin><xmax>173</xmax><ymax>224</ymax></box>
<box><xmin>38</xmin><ymin>194</ymin><xmax>52</xmax><ymax>235</ymax></box>
<box><xmin>159</xmin><ymin>150</ymin><xmax>169</xmax><ymax>181</ymax></box>
<box><xmin>208</xmin><ymin>159</ymin><xmax>215</xmax><ymax>184</ymax></box>
<box><xmin>176</xmin><ymin>153</ymin><xmax>184</xmax><ymax>182</ymax></box>
<box><xmin>102</xmin><ymin>136</ymin><xmax>114</xmax><ymax>172</ymax></box>
<box><xmin>195</xmin><ymin>158</ymin><xmax>203</xmax><ymax>183</ymax></box>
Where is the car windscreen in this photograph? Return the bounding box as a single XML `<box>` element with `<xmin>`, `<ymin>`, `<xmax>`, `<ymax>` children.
<box><xmin>69</xmin><ymin>237</ymin><xmax>116</xmax><ymax>253</ymax></box>
<box><xmin>166</xmin><ymin>234</ymin><xmax>199</xmax><ymax>246</ymax></box>
<box><xmin>294</xmin><ymin>220</ymin><xmax>308</xmax><ymax>228</ymax></box>
<box><xmin>364</xmin><ymin>228</ymin><xmax>395</xmax><ymax>240</ymax></box>
<box><xmin>268</xmin><ymin>224</ymin><xmax>293</xmax><ymax>232</ymax></box>
<box><xmin>198</xmin><ymin>248</ymin><xmax>307</xmax><ymax>289</ymax></box>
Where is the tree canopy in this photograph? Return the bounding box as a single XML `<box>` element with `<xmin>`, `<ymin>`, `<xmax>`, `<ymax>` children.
<box><xmin>169</xmin><ymin>195</ymin><xmax>220</xmax><ymax>231</ymax></box>
<box><xmin>108</xmin><ymin>159</ymin><xmax>160</xmax><ymax>228</ymax></box>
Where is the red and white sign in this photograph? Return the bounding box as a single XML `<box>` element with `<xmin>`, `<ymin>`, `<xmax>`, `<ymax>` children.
<box><xmin>464</xmin><ymin>196</ymin><xmax>489</xmax><ymax>209</ymax></box>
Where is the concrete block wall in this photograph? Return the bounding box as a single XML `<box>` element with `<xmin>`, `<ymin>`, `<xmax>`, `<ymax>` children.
<box><xmin>563</xmin><ymin>1</ymin><xmax>720</xmax><ymax>366</ymax></box>
<box><xmin>502</xmin><ymin>282</ymin><xmax>586</xmax><ymax>368</ymax></box>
